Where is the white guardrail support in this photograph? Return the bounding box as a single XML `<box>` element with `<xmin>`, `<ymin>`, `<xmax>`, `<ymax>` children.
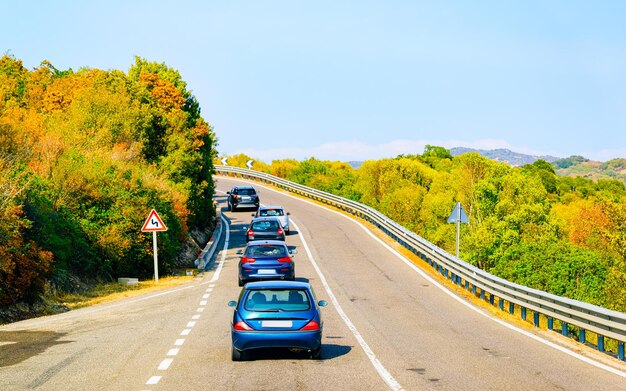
<box><xmin>214</xmin><ymin>165</ymin><xmax>626</xmax><ymax>361</ymax></box>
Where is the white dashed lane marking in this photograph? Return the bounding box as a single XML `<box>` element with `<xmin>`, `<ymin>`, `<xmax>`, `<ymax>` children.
<box><xmin>175</xmin><ymin>339</ymin><xmax>185</xmax><ymax>346</ymax></box>
<box><xmin>158</xmin><ymin>359</ymin><xmax>173</xmax><ymax>370</ymax></box>
<box><xmin>167</xmin><ymin>348</ymin><xmax>179</xmax><ymax>356</ymax></box>
<box><xmin>146</xmin><ymin>376</ymin><xmax>161</xmax><ymax>385</ymax></box>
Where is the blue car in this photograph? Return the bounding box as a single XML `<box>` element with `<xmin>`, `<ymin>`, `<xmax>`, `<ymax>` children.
<box><xmin>238</xmin><ymin>240</ymin><xmax>296</xmax><ymax>286</ymax></box>
<box><xmin>228</xmin><ymin>281</ymin><xmax>328</xmax><ymax>361</ymax></box>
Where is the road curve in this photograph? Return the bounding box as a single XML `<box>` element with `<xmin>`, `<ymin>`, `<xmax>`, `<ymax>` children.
<box><xmin>1</xmin><ymin>176</ymin><xmax>625</xmax><ymax>391</ymax></box>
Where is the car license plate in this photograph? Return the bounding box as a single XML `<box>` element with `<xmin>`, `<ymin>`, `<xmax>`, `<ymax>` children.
<box><xmin>241</xmin><ymin>196</ymin><xmax>251</xmax><ymax>201</ymax></box>
<box><xmin>258</xmin><ymin>269</ymin><xmax>276</xmax><ymax>275</ymax></box>
<box><xmin>262</xmin><ymin>320</ymin><xmax>292</xmax><ymax>327</ymax></box>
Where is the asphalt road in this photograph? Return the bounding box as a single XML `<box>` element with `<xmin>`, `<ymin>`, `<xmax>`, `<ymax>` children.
<box><xmin>1</xmin><ymin>176</ymin><xmax>625</xmax><ymax>391</ymax></box>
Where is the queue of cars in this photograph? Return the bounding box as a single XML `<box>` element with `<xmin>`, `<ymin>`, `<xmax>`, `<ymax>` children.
<box><xmin>225</xmin><ymin>185</ymin><xmax>327</xmax><ymax>361</ymax></box>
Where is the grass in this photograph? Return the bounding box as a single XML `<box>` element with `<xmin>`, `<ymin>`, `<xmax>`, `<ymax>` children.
<box><xmin>56</xmin><ymin>276</ymin><xmax>195</xmax><ymax>309</ymax></box>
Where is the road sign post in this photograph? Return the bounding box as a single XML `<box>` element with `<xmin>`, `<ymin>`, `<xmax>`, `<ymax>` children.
<box><xmin>141</xmin><ymin>209</ymin><xmax>168</xmax><ymax>283</ymax></box>
<box><xmin>447</xmin><ymin>202</ymin><xmax>469</xmax><ymax>257</ymax></box>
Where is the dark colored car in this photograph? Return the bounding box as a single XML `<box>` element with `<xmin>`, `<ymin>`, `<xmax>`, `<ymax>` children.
<box><xmin>246</xmin><ymin>217</ymin><xmax>285</xmax><ymax>242</ymax></box>
<box><xmin>237</xmin><ymin>240</ymin><xmax>296</xmax><ymax>286</ymax></box>
<box><xmin>228</xmin><ymin>280</ymin><xmax>327</xmax><ymax>361</ymax></box>
<box><xmin>227</xmin><ymin>186</ymin><xmax>259</xmax><ymax>212</ymax></box>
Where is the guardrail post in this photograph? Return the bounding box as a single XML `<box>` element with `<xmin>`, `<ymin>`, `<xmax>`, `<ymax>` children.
<box><xmin>509</xmin><ymin>302</ymin><xmax>515</xmax><ymax>314</ymax></box>
<box><xmin>464</xmin><ymin>281</ymin><xmax>470</xmax><ymax>290</ymax></box>
<box><xmin>521</xmin><ymin>307</ymin><xmax>527</xmax><ymax>321</ymax></box>
<box><xmin>619</xmin><ymin>342</ymin><xmax>624</xmax><ymax>361</ymax></box>
<box><xmin>579</xmin><ymin>329</ymin><xmax>586</xmax><ymax>344</ymax></box>
<box><xmin>548</xmin><ymin>318</ymin><xmax>554</xmax><ymax>330</ymax></box>
<box><xmin>533</xmin><ymin>312</ymin><xmax>540</xmax><ymax>328</ymax></box>
<box><xmin>598</xmin><ymin>336</ymin><xmax>605</xmax><ymax>352</ymax></box>
<box><xmin>561</xmin><ymin>322</ymin><xmax>569</xmax><ymax>337</ymax></box>
<box><xmin>480</xmin><ymin>290</ymin><xmax>485</xmax><ymax>300</ymax></box>
<box><xmin>499</xmin><ymin>299</ymin><xmax>504</xmax><ymax>311</ymax></box>
<box><xmin>472</xmin><ymin>286</ymin><xmax>477</xmax><ymax>295</ymax></box>
<box><xmin>489</xmin><ymin>294</ymin><xmax>495</xmax><ymax>305</ymax></box>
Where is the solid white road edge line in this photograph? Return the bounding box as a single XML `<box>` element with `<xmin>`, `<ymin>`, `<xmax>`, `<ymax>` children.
<box><xmin>290</xmin><ymin>219</ymin><xmax>404</xmax><ymax>391</ymax></box>
<box><xmin>220</xmin><ymin>176</ymin><xmax>626</xmax><ymax>379</ymax></box>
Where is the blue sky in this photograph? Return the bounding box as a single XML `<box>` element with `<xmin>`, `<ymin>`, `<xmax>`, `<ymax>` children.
<box><xmin>2</xmin><ymin>1</ymin><xmax>625</xmax><ymax>161</ymax></box>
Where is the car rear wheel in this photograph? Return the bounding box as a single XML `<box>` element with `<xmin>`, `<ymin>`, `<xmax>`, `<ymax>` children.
<box><xmin>232</xmin><ymin>346</ymin><xmax>246</xmax><ymax>361</ymax></box>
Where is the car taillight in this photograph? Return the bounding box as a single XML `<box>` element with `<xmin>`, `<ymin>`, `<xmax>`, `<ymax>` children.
<box><xmin>277</xmin><ymin>256</ymin><xmax>292</xmax><ymax>263</ymax></box>
<box><xmin>234</xmin><ymin>321</ymin><xmax>253</xmax><ymax>331</ymax></box>
<box><xmin>247</xmin><ymin>229</ymin><xmax>254</xmax><ymax>238</ymax></box>
<box><xmin>241</xmin><ymin>256</ymin><xmax>255</xmax><ymax>264</ymax></box>
<box><xmin>277</xmin><ymin>228</ymin><xmax>284</xmax><ymax>236</ymax></box>
<box><xmin>300</xmin><ymin>320</ymin><xmax>320</xmax><ymax>331</ymax></box>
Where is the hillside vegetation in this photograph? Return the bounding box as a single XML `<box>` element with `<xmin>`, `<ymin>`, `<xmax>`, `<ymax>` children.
<box><xmin>0</xmin><ymin>55</ymin><xmax>216</xmax><ymax>314</ymax></box>
<box><xmin>554</xmin><ymin>156</ymin><xmax>626</xmax><ymax>183</ymax></box>
<box><xmin>224</xmin><ymin>148</ymin><xmax>626</xmax><ymax>313</ymax></box>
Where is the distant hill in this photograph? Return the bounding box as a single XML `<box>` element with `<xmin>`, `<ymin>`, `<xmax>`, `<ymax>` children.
<box><xmin>347</xmin><ymin>148</ymin><xmax>625</xmax><ymax>184</ymax></box>
<box><xmin>553</xmin><ymin>157</ymin><xmax>626</xmax><ymax>183</ymax></box>
<box><xmin>450</xmin><ymin>147</ymin><xmax>560</xmax><ymax>167</ymax></box>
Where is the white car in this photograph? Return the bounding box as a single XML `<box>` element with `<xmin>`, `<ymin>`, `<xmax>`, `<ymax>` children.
<box><xmin>254</xmin><ymin>206</ymin><xmax>291</xmax><ymax>234</ymax></box>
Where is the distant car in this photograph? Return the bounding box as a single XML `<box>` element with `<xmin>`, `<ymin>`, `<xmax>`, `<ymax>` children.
<box><xmin>228</xmin><ymin>280</ymin><xmax>327</xmax><ymax>361</ymax></box>
<box><xmin>227</xmin><ymin>186</ymin><xmax>259</xmax><ymax>212</ymax></box>
<box><xmin>254</xmin><ymin>205</ymin><xmax>291</xmax><ymax>234</ymax></box>
<box><xmin>237</xmin><ymin>240</ymin><xmax>296</xmax><ymax>286</ymax></box>
<box><xmin>246</xmin><ymin>216</ymin><xmax>285</xmax><ymax>242</ymax></box>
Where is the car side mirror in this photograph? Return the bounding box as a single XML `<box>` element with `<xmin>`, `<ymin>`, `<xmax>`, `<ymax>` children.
<box><xmin>227</xmin><ymin>301</ymin><xmax>237</xmax><ymax>307</ymax></box>
<box><xmin>226</xmin><ymin>191</ymin><xmax>231</xmax><ymax>194</ymax></box>
<box><xmin>318</xmin><ymin>300</ymin><xmax>328</xmax><ymax>307</ymax></box>
<box><xmin>251</xmin><ymin>213</ymin><xmax>255</xmax><ymax>217</ymax></box>
<box><xmin>236</xmin><ymin>250</ymin><xmax>243</xmax><ymax>255</ymax></box>
<box><xmin>287</xmin><ymin>212</ymin><xmax>291</xmax><ymax>215</ymax></box>
<box><xmin>289</xmin><ymin>248</ymin><xmax>298</xmax><ymax>255</ymax></box>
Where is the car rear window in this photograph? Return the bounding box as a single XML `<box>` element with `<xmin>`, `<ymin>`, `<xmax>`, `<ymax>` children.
<box><xmin>244</xmin><ymin>289</ymin><xmax>311</xmax><ymax>311</ymax></box>
<box><xmin>259</xmin><ymin>208</ymin><xmax>284</xmax><ymax>217</ymax></box>
<box><xmin>236</xmin><ymin>188</ymin><xmax>256</xmax><ymax>195</ymax></box>
<box><xmin>246</xmin><ymin>245</ymin><xmax>287</xmax><ymax>257</ymax></box>
<box><xmin>251</xmin><ymin>220</ymin><xmax>279</xmax><ymax>231</ymax></box>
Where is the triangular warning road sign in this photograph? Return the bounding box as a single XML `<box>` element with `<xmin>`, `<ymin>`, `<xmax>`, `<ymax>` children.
<box><xmin>447</xmin><ymin>202</ymin><xmax>469</xmax><ymax>224</ymax></box>
<box><xmin>142</xmin><ymin>209</ymin><xmax>168</xmax><ymax>232</ymax></box>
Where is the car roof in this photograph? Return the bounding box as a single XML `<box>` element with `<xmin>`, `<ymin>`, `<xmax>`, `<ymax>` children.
<box><xmin>233</xmin><ymin>186</ymin><xmax>255</xmax><ymax>190</ymax></box>
<box><xmin>250</xmin><ymin>216</ymin><xmax>281</xmax><ymax>223</ymax></box>
<box><xmin>246</xmin><ymin>239</ymin><xmax>287</xmax><ymax>246</ymax></box>
<box><xmin>244</xmin><ymin>280</ymin><xmax>311</xmax><ymax>289</ymax></box>
<box><xmin>258</xmin><ymin>205</ymin><xmax>284</xmax><ymax>210</ymax></box>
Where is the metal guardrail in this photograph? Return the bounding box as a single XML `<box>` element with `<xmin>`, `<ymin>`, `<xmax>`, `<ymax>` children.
<box><xmin>215</xmin><ymin>165</ymin><xmax>626</xmax><ymax>359</ymax></box>
<box><xmin>196</xmin><ymin>207</ymin><xmax>223</xmax><ymax>270</ymax></box>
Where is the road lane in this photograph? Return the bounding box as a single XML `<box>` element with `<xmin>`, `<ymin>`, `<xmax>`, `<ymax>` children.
<box><xmin>154</xmin><ymin>193</ymin><xmax>391</xmax><ymax>390</ymax></box>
